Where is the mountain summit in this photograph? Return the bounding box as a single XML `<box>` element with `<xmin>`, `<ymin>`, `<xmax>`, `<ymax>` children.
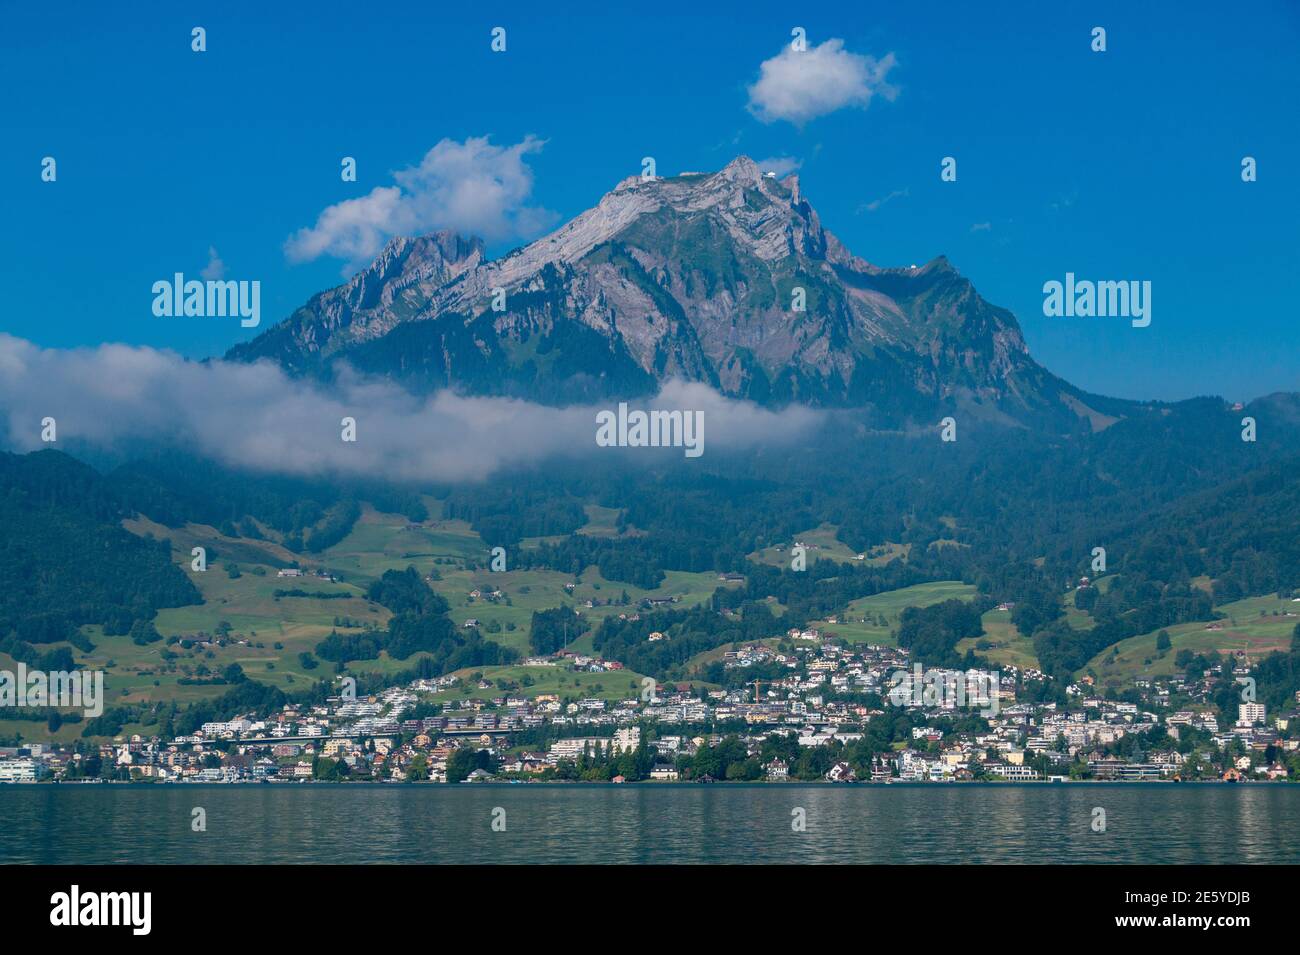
<box><xmin>228</xmin><ymin>156</ymin><xmax>1116</xmax><ymax>426</ymax></box>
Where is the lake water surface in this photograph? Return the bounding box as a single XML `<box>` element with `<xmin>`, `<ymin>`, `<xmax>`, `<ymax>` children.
<box><xmin>3</xmin><ymin>783</ymin><xmax>1296</xmax><ymax>864</ymax></box>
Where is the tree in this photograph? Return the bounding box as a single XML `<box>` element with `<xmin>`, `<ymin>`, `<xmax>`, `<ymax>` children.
<box><xmin>312</xmin><ymin>755</ymin><xmax>350</xmax><ymax>780</ymax></box>
<box><xmin>407</xmin><ymin>753</ymin><xmax>429</xmax><ymax>781</ymax></box>
<box><xmin>529</xmin><ymin>606</ymin><xmax>588</xmax><ymax>655</ymax></box>
<box><xmin>446</xmin><ymin>746</ymin><xmax>496</xmax><ymax>783</ymax></box>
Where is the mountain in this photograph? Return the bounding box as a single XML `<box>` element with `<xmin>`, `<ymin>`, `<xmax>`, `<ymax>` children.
<box><xmin>228</xmin><ymin>156</ymin><xmax>1128</xmax><ymax>427</ymax></box>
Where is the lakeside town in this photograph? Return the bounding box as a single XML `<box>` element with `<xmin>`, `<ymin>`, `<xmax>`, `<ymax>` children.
<box><xmin>4</xmin><ymin>627</ymin><xmax>1298</xmax><ymax>786</ymax></box>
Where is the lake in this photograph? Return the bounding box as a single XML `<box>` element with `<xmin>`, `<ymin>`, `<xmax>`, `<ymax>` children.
<box><xmin>3</xmin><ymin>783</ymin><xmax>1296</xmax><ymax>864</ymax></box>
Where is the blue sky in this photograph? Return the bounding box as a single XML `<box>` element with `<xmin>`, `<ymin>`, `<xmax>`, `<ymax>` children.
<box><xmin>2</xmin><ymin>0</ymin><xmax>1297</xmax><ymax>402</ymax></box>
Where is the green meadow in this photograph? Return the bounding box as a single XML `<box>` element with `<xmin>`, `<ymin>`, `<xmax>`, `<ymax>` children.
<box><xmin>747</xmin><ymin>522</ymin><xmax>901</xmax><ymax>567</ymax></box>
<box><xmin>1083</xmin><ymin>594</ymin><xmax>1300</xmax><ymax>688</ymax></box>
<box><xmin>20</xmin><ymin>496</ymin><xmax>1284</xmax><ymax>742</ymax></box>
<box><xmin>811</xmin><ymin>580</ymin><xmax>978</xmax><ymax>645</ymax></box>
<box><xmin>14</xmin><ymin>500</ymin><xmax>735</xmax><ymax>724</ymax></box>
<box><xmin>956</xmin><ymin>610</ymin><xmax>1040</xmax><ymax>671</ymax></box>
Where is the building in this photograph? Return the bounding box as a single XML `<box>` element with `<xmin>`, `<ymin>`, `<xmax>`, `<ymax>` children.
<box><xmin>548</xmin><ymin>737</ymin><xmax>613</xmax><ymax>761</ymax></box>
<box><xmin>1238</xmin><ymin>703</ymin><xmax>1266</xmax><ymax>726</ymax></box>
<box><xmin>612</xmin><ymin>727</ymin><xmax>641</xmax><ymax>753</ymax></box>
<box><xmin>1115</xmin><ymin>763</ymin><xmax>1164</xmax><ymax>781</ymax></box>
<box><xmin>0</xmin><ymin>759</ymin><xmax>48</xmax><ymax>782</ymax></box>
<box><xmin>988</xmin><ymin>764</ymin><xmax>1041</xmax><ymax>781</ymax></box>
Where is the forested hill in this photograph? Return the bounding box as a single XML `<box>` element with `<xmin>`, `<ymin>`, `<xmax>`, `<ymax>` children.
<box><xmin>105</xmin><ymin>450</ymin><xmax>427</xmax><ymax>552</ymax></box>
<box><xmin>0</xmin><ymin>450</ymin><xmax>200</xmax><ymax>660</ymax></box>
<box><xmin>3</xmin><ymin>385</ymin><xmax>1298</xmax><ymax>693</ymax></box>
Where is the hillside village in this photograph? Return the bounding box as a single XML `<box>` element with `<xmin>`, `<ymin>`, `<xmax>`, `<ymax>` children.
<box><xmin>5</xmin><ymin>630</ymin><xmax>1298</xmax><ymax>785</ymax></box>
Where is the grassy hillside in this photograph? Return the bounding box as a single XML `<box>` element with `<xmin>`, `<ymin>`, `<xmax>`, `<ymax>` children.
<box><xmin>33</xmin><ymin>497</ymin><xmax>734</xmax><ymax>725</ymax></box>
<box><xmin>808</xmin><ymin>580</ymin><xmax>978</xmax><ymax>645</ymax></box>
<box><xmin>956</xmin><ymin>610</ymin><xmax>1039</xmax><ymax>671</ymax></box>
<box><xmin>747</xmin><ymin>522</ymin><xmax>907</xmax><ymax>566</ymax></box>
<box><xmin>1083</xmin><ymin>594</ymin><xmax>1300</xmax><ymax>688</ymax></box>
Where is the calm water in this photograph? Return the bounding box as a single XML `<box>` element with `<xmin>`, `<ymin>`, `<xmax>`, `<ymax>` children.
<box><xmin>2</xmin><ymin>783</ymin><xmax>1297</xmax><ymax>864</ymax></box>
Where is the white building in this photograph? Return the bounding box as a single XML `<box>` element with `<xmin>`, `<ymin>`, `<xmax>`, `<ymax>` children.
<box><xmin>1238</xmin><ymin>703</ymin><xmax>1266</xmax><ymax>727</ymax></box>
<box><xmin>988</xmin><ymin>763</ymin><xmax>1041</xmax><ymax>781</ymax></box>
<box><xmin>0</xmin><ymin>759</ymin><xmax>49</xmax><ymax>782</ymax></box>
<box><xmin>612</xmin><ymin>727</ymin><xmax>641</xmax><ymax>753</ymax></box>
<box><xmin>548</xmin><ymin>737</ymin><xmax>615</xmax><ymax>761</ymax></box>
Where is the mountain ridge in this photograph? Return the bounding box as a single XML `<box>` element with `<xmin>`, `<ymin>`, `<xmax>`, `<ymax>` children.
<box><xmin>227</xmin><ymin>156</ymin><xmax>1130</xmax><ymax>429</ymax></box>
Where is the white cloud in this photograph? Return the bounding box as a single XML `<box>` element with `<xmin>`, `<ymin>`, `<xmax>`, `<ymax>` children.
<box><xmin>0</xmin><ymin>335</ymin><xmax>820</xmax><ymax>483</ymax></box>
<box><xmin>747</xmin><ymin>40</ymin><xmax>898</xmax><ymax>126</ymax></box>
<box><xmin>754</xmin><ymin>156</ymin><xmax>803</xmax><ymax>177</ymax></box>
<box><xmin>969</xmin><ymin>221</ymin><xmax>992</xmax><ymax>233</ymax></box>
<box><xmin>856</xmin><ymin>187</ymin><xmax>909</xmax><ymax>214</ymax></box>
<box><xmin>284</xmin><ymin>136</ymin><xmax>555</xmax><ymax>272</ymax></box>
<box><xmin>1049</xmin><ymin>190</ymin><xmax>1078</xmax><ymax>213</ymax></box>
<box><xmin>200</xmin><ymin>246</ymin><xmax>226</xmax><ymax>281</ymax></box>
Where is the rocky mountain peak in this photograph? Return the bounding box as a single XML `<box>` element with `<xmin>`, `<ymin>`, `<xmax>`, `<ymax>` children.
<box><xmin>712</xmin><ymin>154</ymin><xmax>764</xmax><ymax>185</ymax></box>
<box><xmin>228</xmin><ymin>158</ymin><xmax>1096</xmax><ymax>428</ymax></box>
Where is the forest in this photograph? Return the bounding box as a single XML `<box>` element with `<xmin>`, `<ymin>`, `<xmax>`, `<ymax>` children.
<box><xmin>1</xmin><ymin>389</ymin><xmax>1298</xmax><ymax>735</ymax></box>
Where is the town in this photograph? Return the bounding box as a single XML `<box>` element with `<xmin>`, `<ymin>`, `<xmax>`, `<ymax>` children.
<box><xmin>3</xmin><ymin>630</ymin><xmax>1296</xmax><ymax>785</ymax></box>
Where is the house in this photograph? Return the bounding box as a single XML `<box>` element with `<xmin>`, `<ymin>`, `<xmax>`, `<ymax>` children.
<box><xmin>463</xmin><ymin>619</ymin><xmax>479</xmax><ymax>628</ymax></box>
<box><xmin>765</xmin><ymin>759</ymin><xmax>789</xmax><ymax>780</ymax></box>
<box><xmin>519</xmin><ymin>753</ymin><xmax>549</xmax><ymax>774</ymax></box>
<box><xmin>826</xmin><ymin>761</ymin><xmax>856</xmax><ymax>783</ymax></box>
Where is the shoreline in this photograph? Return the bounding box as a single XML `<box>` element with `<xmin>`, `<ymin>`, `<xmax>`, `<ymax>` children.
<box><xmin>5</xmin><ymin>778</ymin><xmax>1292</xmax><ymax>788</ymax></box>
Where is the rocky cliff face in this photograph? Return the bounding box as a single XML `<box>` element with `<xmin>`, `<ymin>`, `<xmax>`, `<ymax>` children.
<box><xmin>228</xmin><ymin>156</ymin><xmax>1117</xmax><ymax>426</ymax></box>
